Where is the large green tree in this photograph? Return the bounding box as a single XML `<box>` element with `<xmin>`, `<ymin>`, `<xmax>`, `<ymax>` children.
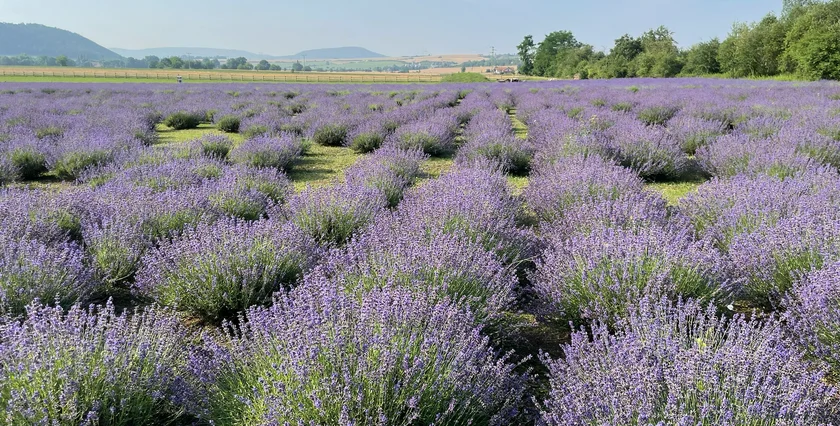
<box><xmin>682</xmin><ymin>39</ymin><xmax>721</xmax><ymax>75</ymax></box>
<box><xmin>785</xmin><ymin>0</ymin><xmax>840</xmax><ymax>80</ymax></box>
<box><xmin>517</xmin><ymin>35</ymin><xmax>536</xmax><ymax>75</ymax></box>
<box><xmin>719</xmin><ymin>15</ymin><xmax>787</xmax><ymax>77</ymax></box>
<box><xmin>633</xmin><ymin>26</ymin><xmax>683</xmax><ymax>77</ymax></box>
<box><xmin>533</xmin><ymin>31</ymin><xmax>581</xmax><ymax>76</ymax></box>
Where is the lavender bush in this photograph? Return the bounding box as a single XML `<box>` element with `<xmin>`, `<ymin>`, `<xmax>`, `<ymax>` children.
<box><xmin>134</xmin><ymin>218</ymin><xmax>318</xmax><ymax>322</ymax></box>
<box><xmin>198</xmin><ymin>283</ymin><xmax>529</xmax><ymax>425</ymax></box>
<box><xmin>533</xmin><ymin>226</ymin><xmax>726</xmax><ymax>325</ymax></box>
<box><xmin>281</xmin><ymin>183</ymin><xmax>387</xmax><ymax>247</ymax></box>
<box><xmin>540</xmin><ymin>297</ymin><xmax>836</xmax><ymax>425</ymax></box>
<box><xmin>0</xmin><ymin>231</ymin><xmax>93</xmax><ymax>316</ymax></box>
<box><xmin>0</xmin><ymin>301</ymin><xmax>194</xmax><ymax>425</ymax></box>
<box><xmin>319</xmin><ymin>221</ymin><xmax>518</xmax><ymax>321</ymax></box>
<box><xmin>229</xmin><ymin>133</ymin><xmax>302</xmax><ymax>171</ymax></box>
<box><xmin>786</xmin><ymin>261</ymin><xmax>840</xmax><ymax>374</ymax></box>
<box><xmin>525</xmin><ymin>155</ymin><xmax>645</xmax><ymax>222</ymax></box>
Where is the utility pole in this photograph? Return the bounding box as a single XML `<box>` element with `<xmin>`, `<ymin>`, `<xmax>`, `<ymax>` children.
<box><xmin>302</xmin><ymin>54</ymin><xmax>307</xmax><ymax>71</ymax></box>
<box><xmin>490</xmin><ymin>46</ymin><xmax>496</xmax><ymax>73</ymax></box>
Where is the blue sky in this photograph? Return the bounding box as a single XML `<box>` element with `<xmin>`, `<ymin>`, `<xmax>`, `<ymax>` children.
<box><xmin>1</xmin><ymin>0</ymin><xmax>781</xmax><ymax>55</ymax></box>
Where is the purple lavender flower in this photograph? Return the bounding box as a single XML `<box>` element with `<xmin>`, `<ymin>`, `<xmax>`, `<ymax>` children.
<box><xmin>343</xmin><ymin>147</ymin><xmax>426</xmax><ymax>208</ymax></box>
<box><xmin>397</xmin><ymin>164</ymin><xmax>531</xmax><ymax>264</ymax></box>
<box><xmin>229</xmin><ymin>133</ymin><xmax>302</xmax><ymax>171</ymax></box>
<box><xmin>678</xmin><ymin>171</ymin><xmax>835</xmax><ymax>249</ymax></box>
<box><xmin>0</xmin><ymin>301</ymin><xmax>194</xmax><ymax>425</ymax></box>
<box><xmin>666</xmin><ymin>114</ymin><xmax>728</xmax><ymax>155</ymax></box>
<box><xmin>208</xmin><ymin>165</ymin><xmax>293</xmax><ymax>221</ymax></box>
<box><xmin>604</xmin><ymin>119</ymin><xmax>687</xmax><ymax>179</ymax></box>
<box><xmin>200</xmin><ymin>282</ymin><xmax>528</xmax><ymax>425</ymax></box>
<box><xmin>785</xmin><ymin>261</ymin><xmax>840</xmax><ymax>374</ymax></box>
<box><xmin>134</xmin><ymin>218</ymin><xmax>319</xmax><ymax>322</ymax></box>
<box><xmin>727</xmin><ymin>212</ymin><xmax>840</xmax><ymax>308</ymax></box>
<box><xmin>280</xmin><ymin>183</ymin><xmax>387</xmax><ymax>247</ymax></box>
<box><xmin>0</xmin><ymin>231</ymin><xmax>93</xmax><ymax>316</ymax></box>
<box><xmin>697</xmin><ymin>133</ymin><xmax>827</xmax><ymax>178</ymax></box>
<box><xmin>316</xmin><ymin>220</ymin><xmax>518</xmax><ymax>321</ymax></box>
<box><xmin>525</xmin><ymin>155</ymin><xmax>645</xmax><ymax>223</ymax></box>
<box><xmin>540</xmin><ymin>297</ymin><xmax>836</xmax><ymax>425</ymax></box>
<box><xmin>533</xmin><ymin>225</ymin><xmax>727</xmax><ymax>325</ymax></box>
<box><xmin>386</xmin><ymin>111</ymin><xmax>458</xmax><ymax>156</ymax></box>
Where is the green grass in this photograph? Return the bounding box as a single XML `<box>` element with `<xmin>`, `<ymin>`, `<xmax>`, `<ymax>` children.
<box><xmin>1</xmin><ymin>76</ymin><xmax>201</xmax><ymax>84</ymax></box>
<box><xmin>646</xmin><ymin>181</ymin><xmax>702</xmax><ymax>205</ymax></box>
<box><xmin>287</xmin><ymin>144</ymin><xmax>360</xmax><ymax>191</ymax></box>
<box><xmin>154</xmin><ymin>124</ymin><xmax>359</xmax><ymax>191</ymax></box>
<box><xmin>1</xmin><ymin>74</ymin><xmax>441</xmax><ymax>85</ymax></box>
<box><xmin>265</xmin><ymin>60</ymin><xmax>408</xmax><ymax>70</ymax></box>
<box><xmin>155</xmin><ymin>123</ymin><xmax>244</xmax><ymax>144</ymax></box>
<box><xmin>507</xmin><ymin>176</ymin><xmax>529</xmax><ymax>195</ymax></box>
<box><xmin>440</xmin><ymin>73</ymin><xmax>489</xmax><ymax>83</ymax></box>
<box><xmin>418</xmin><ymin>155</ymin><xmax>455</xmax><ymax>181</ymax></box>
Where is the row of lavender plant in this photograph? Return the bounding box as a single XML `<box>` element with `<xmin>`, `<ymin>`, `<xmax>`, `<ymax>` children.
<box><xmin>3</xmin><ymin>80</ymin><xmax>840</xmax><ymax>424</ymax></box>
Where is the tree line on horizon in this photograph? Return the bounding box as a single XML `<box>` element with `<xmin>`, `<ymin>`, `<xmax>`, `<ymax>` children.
<box><xmin>517</xmin><ymin>0</ymin><xmax>840</xmax><ymax>80</ymax></box>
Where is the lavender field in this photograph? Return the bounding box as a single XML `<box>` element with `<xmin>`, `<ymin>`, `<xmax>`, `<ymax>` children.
<box><xmin>2</xmin><ymin>79</ymin><xmax>840</xmax><ymax>424</ymax></box>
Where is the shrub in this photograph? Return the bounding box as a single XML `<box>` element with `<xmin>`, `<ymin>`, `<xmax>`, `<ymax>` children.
<box><xmin>196</xmin><ymin>134</ymin><xmax>234</xmax><ymax>159</ymax></box>
<box><xmin>216</xmin><ymin>115</ymin><xmax>241</xmax><ymax>133</ymax></box>
<box><xmin>199</xmin><ymin>283</ymin><xmax>528</xmax><ymax>425</ymax></box>
<box><xmin>241</xmin><ymin>125</ymin><xmax>268</xmax><ymax>139</ymax></box>
<box><xmin>524</xmin><ymin>155</ymin><xmax>644</xmax><ymax>223</ymax></box>
<box><xmin>0</xmin><ymin>156</ymin><xmax>15</xmax><ymax>185</ymax></box>
<box><xmin>343</xmin><ymin>148</ymin><xmax>426</xmax><ymax>208</ymax></box>
<box><xmin>697</xmin><ymin>134</ymin><xmax>822</xmax><ymax>179</ymax></box>
<box><xmin>312</xmin><ymin>123</ymin><xmax>348</xmax><ymax>146</ymax></box>
<box><xmin>208</xmin><ymin>166</ymin><xmax>293</xmax><ymax>221</ymax></box>
<box><xmin>83</xmin><ymin>217</ymin><xmax>148</xmax><ymax>291</ymax></box>
<box><xmin>51</xmin><ymin>150</ymin><xmax>113</xmax><ymax>181</ymax></box>
<box><xmin>349</xmin><ymin>131</ymin><xmax>384</xmax><ymax>153</ymax></box>
<box><xmin>0</xmin><ymin>232</ymin><xmax>93</xmax><ymax>317</ymax></box>
<box><xmin>8</xmin><ymin>147</ymin><xmax>47</xmax><ymax>180</ymax></box>
<box><xmin>323</xmin><ymin>223</ymin><xmax>517</xmax><ymax>322</ymax></box>
<box><xmin>605</xmin><ymin>120</ymin><xmax>687</xmax><ymax>179</ymax></box>
<box><xmin>387</xmin><ymin>113</ymin><xmax>459</xmax><ymax>156</ymax></box>
<box><xmin>457</xmin><ymin>135</ymin><xmax>534</xmax><ymax>176</ymax></box>
<box><xmin>135</xmin><ymin>219</ymin><xmax>318</xmax><ymax>322</ymax></box>
<box><xmin>163</xmin><ymin>111</ymin><xmax>202</xmax><ymax>130</ymax></box>
<box><xmin>35</xmin><ymin>126</ymin><xmax>64</xmax><ymax>140</ymax></box>
<box><xmin>0</xmin><ymin>302</ymin><xmax>194</xmax><ymax>425</ymax></box>
<box><xmin>666</xmin><ymin>115</ymin><xmax>728</xmax><ymax>155</ymax></box>
<box><xmin>636</xmin><ymin>105</ymin><xmax>680</xmax><ymax>126</ymax></box>
<box><xmin>532</xmin><ymin>226</ymin><xmax>726</xmax><ymax>325</ymax></box>
<box><xmin>397</xmin><ymin>165</ymin><xmax>530</xmax><ymax>264</ymax></box>
<box><xmin>785</xmin><ymin>261</ymin><xmax>840</xmax><ymax>375</ymax></box>
<box><xmin>727</xmin><ymin>212</ymin><xmax>840</xmax><ymax>309</ymax></box>
<box><xmin>540</xmin><ymin>297</ymin><xmax>836</xmax><ymax>425</ymax></box>
<box><xmin>545</xmin><ymin>191</ymin><xmax>684</xmax><ymax>239</ymax></box>
<box><xmin>229</xmin><ymin>134</ymin><xmax>302</xmax><ymax>171</ymax></box>
<box><xmin>283</xmin><ymin>184</ymin><xmax>387</xmax><ymax>247</ymax></box>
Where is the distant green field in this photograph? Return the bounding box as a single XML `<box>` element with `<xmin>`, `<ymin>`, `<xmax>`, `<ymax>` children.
<box><xmin>0</xmin><ymin>67</ymin><xmax>444</xmax><ymax>84</ymax></box>
<box><xmin>266</xmin><ymin>60</ymin><xmax>409</xmax><ymax>70</ymax></box>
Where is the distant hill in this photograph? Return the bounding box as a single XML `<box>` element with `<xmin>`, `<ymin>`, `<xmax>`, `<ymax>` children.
<box><xmin>112</xmin><ymin>46</ymin><xmax>387</xmax><ymax>61</ymax></box>
<box><xmin>0</xmin><ymin>23</ymin><xmax>121</xmax><ymax>60</ymax></box>
<box><xmin>281</xmin><ymin>47</ymin><xmax>386</xmax><ymax>60</ymax></box>
<box><xmin>111</xmin><ymin>47</ymin><xmax>280</xmax><ymax>60</ymax></box>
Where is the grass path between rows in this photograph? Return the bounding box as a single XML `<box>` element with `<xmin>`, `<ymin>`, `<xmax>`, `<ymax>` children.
<box><xmin>506</xmin><ymin>108</ymin><xmax>704</xmax><ymax>204</ymax></box>
<box><xmin>156</xmin><ymin>123</ymin><xmax>361</xmax><ymax>191</ymax></box>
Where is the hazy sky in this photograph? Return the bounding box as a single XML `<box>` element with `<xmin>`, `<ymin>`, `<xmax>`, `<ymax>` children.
<box><xmin>1</xmin><ymin>0</ymin><xmax>781</xmax><ymax>55</ymax></box>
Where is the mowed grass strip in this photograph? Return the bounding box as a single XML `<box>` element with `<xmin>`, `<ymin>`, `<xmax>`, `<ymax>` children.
<box><xmin>155</xmin><ymin>124</ymin><xmax>360</xmax><ymax>191</ymax></box>
<box><xmin>645</xmin><ymin>181</ymin><xmax>703</xmax><ymax>206</ymax></box>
